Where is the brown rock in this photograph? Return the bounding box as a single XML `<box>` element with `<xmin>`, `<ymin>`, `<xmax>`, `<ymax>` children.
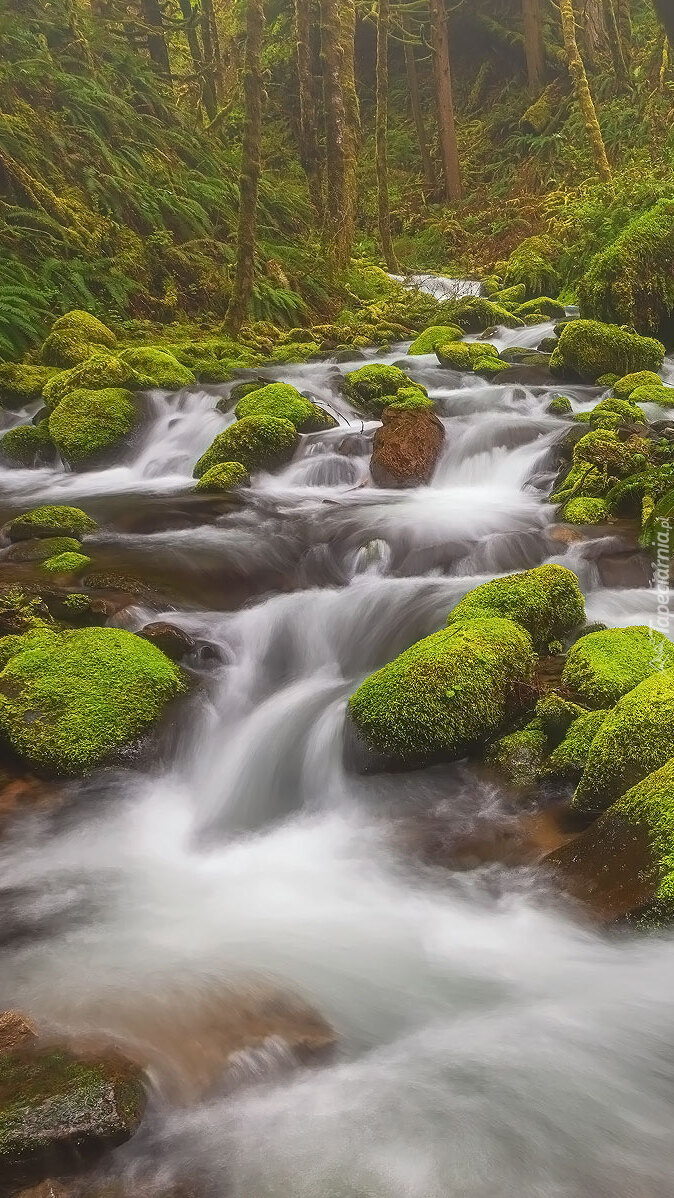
<box><xmin>597</xmin><ymin>550</ymin><xmax>652</xmax><ymax>590</ymax></box>
<box><xmin>544</xmin><ymin>814</ymin><xmax>657</xmax><ymax>923</ymax></box>
<box><xmin>140</xmin><ymin>622</ymin><xmax>195</xmax><ymax>661</ymax></box>
<box><xmin>0</xmin><ymin>1010</ymin><xmax>38</xmax><ymax>1052</ymax></box>
<box><xmin>370</xmin><ymin>408</ymin><xmax>445</xmax><ymax>488</ymax></box>
<box><xmin>15</xmin><ymin>1182</ymin><xmax>71</xmax><ymax>1198</ymax></box>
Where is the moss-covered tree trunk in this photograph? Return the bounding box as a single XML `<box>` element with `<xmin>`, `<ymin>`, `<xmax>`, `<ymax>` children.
<box><xmin>320</xmin><ymin>0</ymin><xmax>350</xmax><ymax>274</ymax></box>
<box><xmin>201</xmin><ymin>0</ymin><xmax>224</xmax><ymax>105</ymax></box>
<box><xmin>602</xmin><ymin>0</ymin><xmax>629</xmax><ymax>85</ymax></box>
<box><xmin>429</xmin><ymin>0</ymin><xmax>461</xmax><ymax>203</ymax></box>
<box><xmin>340</xmin><ymin>0</ymin><xmax>361</xmax><ymax>262</ymax></box>
<box><xmin>178</xmin><ymin>0</ymin><xmax>217</xmax><ymax>120</ymax></box>
<box><xmin>522</xmin><ymin>0</ymin><xmax>544</xmax><ymax>90</ymax></box>
<box><xmin>224</xmin><ymin>0</ymin><xmax>265</xmax><ymax>333</ymax></box>
<box><xmin>140</xmin><ymin>0</ymin><xmax>172</xmax><ymax>80</ymax></box>
<box><xmin>560</xmin><ymin>0</ymin><xmax>611</xmax><ymax>182</ymax></box>
<box><xmin>295</xmin><ymin>0</ymin><xmax>323</xmax><ymax>218</ymax></box>
<box><xmin>403</xmin><ymin>17</ymin><xmax>436</xmax><ymax>192</ymax></box>
<box><xmin>376</xmin><ymin>0</ymin><xmax>399</xmax><ymax>273</ymax></box>
<box><xmin>616</xmin><ymin>0</ymin><xmax>632</xmax><ymax>59</ymax></box>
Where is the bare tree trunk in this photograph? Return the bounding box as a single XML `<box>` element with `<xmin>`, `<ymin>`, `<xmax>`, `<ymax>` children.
<box><xmin>560</xmin><ymin>0</ymin><xmax>611</xmax><ymax>181</ymax></box>
<box><xmin>522</xmin><ymin>0</ymin><xmax>545</xmax><ymax>90</ymax></box>
<box><xmin>140</xmin><ymin>0</ymin><xmax>172</xmax><ymax>80</ymax></box>
<box><xmin>340</xmin><ymin>0</ymin><xmax>360</xmax><ymax>263</ymax></box>
<box><xmin>295</xmin><ymin>0</ymin><xmax>323</xmax><ymax>217</ymax></box>
<box><xmin>429</xmin><ymin>0</ymin><xmax>461</xmax><ymax>203</ymax></box>
<box><xmin>403</xmin><ymin>17</ymin><xmax>436</xmax><ymax>192</ymax></box>
<box><xmin>603</xmin><ymin>0</ymin><xmax>629</xmax><ymax>84</ymax></box>
<box><xmin>376</xmin><ymin>0</ymin><xmax>399</xmax><ymax>272</ymax></box>
<box><xmin>616</xmin><ymin>0</ymin><xmax>631</xmax><ymax>60</ymax></box>
<box><xmin>224</xmin><ymin>0</ymin><xmax>265</xmax><ymax>333</ymax></box>
<box><xmin>578</xmin><ymin>0</ymin><xmax>608</xmax><ymax>57</ymax></box>
<box><xmin>320</xmin><ymin>0</ymin><xmax>350</xmax><ymax>273</ymax></box>
<box><xmin>178</xmin><ymin>0</ymin><xmax>217</xmax><ymax>120</ymax></box>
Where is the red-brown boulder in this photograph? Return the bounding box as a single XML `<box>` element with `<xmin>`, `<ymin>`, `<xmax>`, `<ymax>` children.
<box><xmin>370</xmin><ymin>408</ymin><xmax>445</xmax><ymax>488</ymax></box>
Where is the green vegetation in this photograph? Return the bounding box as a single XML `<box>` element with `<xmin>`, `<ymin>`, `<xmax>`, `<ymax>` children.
<box><xmin>0</xmin><ymin>420</ymin><xmax>52</xmax><ymax>466</ymax></box>
<box><xmin>42</xmin><ymin>551</ymin><xmax>92</xmax><ymax>575</ymax></box>
<box><xmin>550</xmin><ymin>320</ymin><xmax>665</xmax><ymax>383</ymax></box>
<box><xmin>235</xmin><ymin>382</ymin><xmax>337</xmax><ymax>431</ymax></box>
<box><xmin>120</xmin><ymin>348</ymin><xmax>196</xmax><ymax>389</ymax></box>
<box><xmin>48</xmin><ymin>387</ymin><xmax>137</xmax><ymax>466</ymax></box>
<box><xmin>8</xmin><ymin>505</ymin><xmax>97</xmax><ymax>540</ymax></box>
<box><xmin>343</xmin><ymin>364</ymin><xmax>429</xmax><ymax>415</ymax></box>
<box><xmin>562</xmin><ymin>625</ymin><xmax>674</xmax><ymax>705</ymax></box>
<box><xmin>486</xmin><ymin>720</ymin><xmax>547</xmax><ymax>787</ymax></box>
<box><xmin>613</xmin><ymin>371</ymin><xmax>665</xmax><ymax>399</ymax></box>
<box><xmin>7</xmin><ymin>536</ymin><xmax>81</xmax><ymax>563</ymax></box>
<box><xmin>612</xmin><ymin>759</ymin><xmax>674</xmax><ymax>915</ymax></box>
<box><xmin>193</xmin><ymin>414</ymin><xmax>298</xmax><ymax>477</ymax></box>
<box><xmin>407</xmin><ymin>326</ymin><xmax>463</xmax><ymax>355</ymax></box>
<box><xmin>446</xmin><ymin>564</ymin><xmax>585</xmax><ymax>651</ymax></box>
<box><xmin>544</xmin><ymin>709</ymin><xmax>608</xmax><ymax>781</ymax></box>
<box><xmin>435</xmin><ymin>342</ymin><xmax>499</xmax><ymax>372</ymax></box>
<box><xmin>562</xmin><ymin>496</ymin><xmax>610</xmax><ymax>524</ymax></box>
<box><xmin>193</xmin><ymin>462</ymin><xmax>251</xmax><ymax>492</ymax></box>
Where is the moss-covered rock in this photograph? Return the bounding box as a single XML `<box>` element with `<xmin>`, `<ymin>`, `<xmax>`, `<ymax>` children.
<box><xmin>348</xmin><ymin>616</ymin><xmax>535</xmax><ymax>767</ymax></box>
<box><xmin>613</xmin><ymin>371</ymin><xmax>664</xmax><ymax>399</ymax></box>
<box><xmin>119</xmin><ymin>347</ymin><xmax>196</xmax><ymax>389</ymax></box>
<box><xmin>547</xmin><ymin>396</ymin><xmax>572</xmax><ymax>416</ymax></box>
<box><xmin>342</xmin><ymin>364</ymin><xmax>428</xmax><ymax>415</ymax></box>
<box><xmin>491</xmin><ymin>284</ymin><xmax>527</xmax><ymax>307</ymax></box>
<box><xmin>535</xmin><ymin>692</ymin><xmax>585</xmax><ymax>743</ymax></box>
<box><xmin>501</xmin><ymin>236</ymin><xmax>561</xmax><ymax>298</ymax></box>
<box><xmin>50</xmin><ymin>309</ymin><xmax>116</xmax><ymax>347</ymax></box>
<box><xmin>434</xmin><ymin>297</ymin><xmax>525</xmax><ymax>333</ymax></box>
<box><xmin>407</xmin><ymin>325</ymin><xmax>463</xmax><ymax>355</ymax></box>
<box><xmin>550</xmin><ymin>320</ymin><xmax>664</xmax><ymax>384</ymax></box>
<box><xmin>630</xmin><ymin>385</ymin><xmax>674</xmax><ymax>407</ymax></box>
<box><xmin>42</xmin><ymin>354</ymin><xmax>149</xmax><ymax>412</ymax></box>
<box><xmin>574</xmin><ymin>669</ymin><xmax>674</xmax><ymax>813</ymax></box>
<box><xmin>386</xmin><ymin>387</ymin><xmax>434</xmax><ymax>412</ymax></box>
<box><xmin>577</xmin><ymin>199</ymin><xmax>674</xmax><ymax>340</ymax></box>
<box><xmin>193</xmin><ymin>461</ymin><xmax>250</xmax><ymax>492</ymax></box>
<box><xmin>193</xmin><ymin>414</ymin><xmax>298</xmax><ymax>478</ymax></box>
<box><xmin>516</xmin><ymin>297</ymin><xmax>566</xmax><ymax>319</ymax></box>
<box><xmin>0</xmin><ymin>421</ymin><xmax>53</xmax><ymax>467</ymax></box>
<box><xmin>235</xmin><ymin>382</ymin><xmax>337</xmax><ymax>432</ymax></box>
<box><xmin>446</xmin><ymin>564</ymin><xmax>585</xmax><ymax>651</ymax></box>
<box><xmin>562</xmin><ymin>625</ymin><xmax>674</xmax><ymax>706</ymax></box>
<box><xmin>610</xmin><ymin>759</ymin><xmax>674</xmax><ymax>918</ymax></box>
<box><xmin>48</xmin><ymin>387</ymin><xmax>137</xmax><ymax>467</ymax></box>
<box><xmin>40</xmin><ymin>330</ymin><xmax>102</xmax><ymax>369</ymax></box>
<box><xmin>543</xmin><ymin>708</ymin><xmax>609</xmax><ymax>781</ymax></box>
<box><xmin>486</xmin><ymin>719</ymin><xmax>547</xmax><ymax>786</ymax></box>
<box><xmin>550</xmin><ymin>461</ymin><xmax>607</xmax><ymax>506</ymax></box>
<box><xmin>562</xmin><ymin>496</ymin><xmax>610</xmax><ymax>524</ymax></box>
<box><xmin>588</xmin><ymin>396</ymin><xmax>646</xmax><ymax>426</ymax></box>
<box><xmin>6</xmin><ymin>537</ymin><xmax>81</xmax><ymax>564</ymax></box>
<box><xmin>42</xmin><ymin>551</ymin><xmax>92</xmax><ymax>575</ymax></box>
<box><xmin>573</xmin><ymin>428</ymin><xmax>650</xmax><ymax>477</ymax></box>
<box><xmin>435</xmin><ymin>341</ymin><xmax>499</xmax><ymax>371</ymax></box>
<box><xmin>0</xmin><ymin>364</ymin><xmax>59</xmax><ymax>410</ymax></box>
<box><xmin>8</xmin><ymin>506</ymin><xmax>97</xmax><ymax>542</ymax></box>
<box><xmin>0</xmin><ymin>625</ymin><xmax>184</xmax><ymax>774</ymax></box>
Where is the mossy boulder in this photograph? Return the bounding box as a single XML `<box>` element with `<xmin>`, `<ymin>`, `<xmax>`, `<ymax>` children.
<box><xmin>613</xmin><ymin>371</ymin><xmax>664</xmax><ymax>399</ymax></box>
<box><xmin>0</xmin><ymin>1029</ymin><xmax>145</xmax><ymax>1191</ymax></box>
<box><xmin>0</xmin><ymin>421</ymin><xmax>53</xmax><ymax>467</ymax></box>
<box><xmin>235</xmin><ymin>382</ymin><xmax>337</xmax><ymax>432</ymax></box>
<box><xmin>562</xmin><ymin>496</ymin><xmax>610</xmax><ymax>524</ymax></box>
<box><xmin>588</xmin><ymin>396</ymin><xmax>646</xmax><ymax>426</ymax></box>
<box><xmin>543</xmin><ymin>709</ymin><xmax>609</xmax><ymax>781</ymax></box>
<box><xmin>386</xmin><ymin>387</ymin><xmax>434</xmax><ymax>412</ymax></box>
<box><xmin>550</xmin><ymin>319</ymin><xmax>664</xmax><ymax>384</ymax></box>
<box><xmin>348</xmin><ymin>616</ymin><xmax>535</xmax><ymax>768</ymax></box>
<box><xmin>0</xmin><ymin>364</ymin><xmax>59</xmax><ymax>410</ymax></box>
<box><xmin>516</xmin><ymin>297</ymin><xmax>566</xmax><ymax>319</ymax></box>
<box><xmin>535</xmin><ymin>692</ymin><xmax>585</xmax><ymax>743</ymax></box>
<box><xmin>491</xmin><ymin>284</ymin><xmax>527</xmax><ymax>306</ymax></box>
<box><xmin>8</xmin><ymin>506</ymin><xmax>97</xmax><ymax>542</ymax></box>
<box><xmin>342</xmin><ymin>364</ymin><xmax>428</xmax><ymax>415</ymax></box>
<box><xmin>193</xmin><ymin>461</ymin><xmax>250</xmax><ymax>492</ymax></box>
<box><xmin>486</xmin><ymin>719</ymin><xmax>547</xmax><ymax>786</ymax></box>
<box><xmin>50</xmin><ymin>309</ymin><xmax>116</xmax><ymax>347</ymax></box>
<box><xmin>42</xmin><ymin>354</ymin><xmax>149</xmax><ymax>412</ymax></box>
<box><xmin>40</xmin><ymin>330</ymin><xmax>102</xmax><ymax>369</ymax></box>
<box><xmin>573</xmin><ymin>428</ymin><xmax>650</xmax><ymax>477</ymax></box>
<box><xmin>434</xmin><ymin>297</ymin><xmax>525</xmax><ymax>333</ymax></box>
<box><xmin>48</xmin><ymin>387</ymin><xmax>137</xmax><ymax>467</ymax></box>
<box><xmin>0</xmin><ymin>625</ymin><xmax>184</xmax><ymax>774</ymax></box>
<box><xmin>630</xmin><ymin>385</ymin><xmax>674</xmax><ymax>407</ymax></box>
<box><xmin>547</xmin><ymin>396</ymin><xmax>572</xmax><ymax>416</ymax></box>
<box><xmin>119</xmin><ymin>347</ymin><xmax>196</xmax><ymax>389</ymax></box>
<box><xmin>562</xmin><ymin>625</ymin><xmax>674</xmax><ymax>706</ymax></box>
<box><xmin>407</xmin><ymin>325</ymin><xmax>463</xmax><ymax>355</ymax></box>
<box><xmin>193</xmin><ymin>414</ymin><xmax>298</xmax><ymax>478</ymax></box>
<box><xmin>6</xmin><ymin>537</ymin><xmax>81</xmax><ymax>564</ymax></box>
<box><xmin>574</xmin><ymin>669</ymin><xmax>674</xmax><ymax>813</ymax></box>
<box><xmin>42</xmin><ymin>551</ymin><xmax>92</xmax><ymax>575</ymax></box>
<box><xmin>435</xmin><ymin>341</ymin><xmax>499</xmax><ymax>372</ymax></box>
<box><xmin>446</xmin><ymin>564</ymin><xmax>585</xmax><ymax>651</ymax></box>
<box><xmin>501</xmin><ymin>236</ymin><xmax>561</xmax><ymax>298</ymax></box>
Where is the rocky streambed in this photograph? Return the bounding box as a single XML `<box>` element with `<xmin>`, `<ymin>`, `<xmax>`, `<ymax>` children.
<box><xmin>1</xmin><ymin>282</ymin><xmax>674</xmax><ymax>1197</ymax></box>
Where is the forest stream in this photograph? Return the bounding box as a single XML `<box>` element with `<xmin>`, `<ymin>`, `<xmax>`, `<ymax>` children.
<box><xmin>0</xmin><ymin>279</ymin><xmax>674</xmax><ymax>1198</ymax></box>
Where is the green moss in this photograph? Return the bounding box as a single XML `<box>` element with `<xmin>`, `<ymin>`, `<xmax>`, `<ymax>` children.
<box><xmin>62</xmin><ymin>592</ymin><xmax>93</xmax><ymax>614</ymax></box>
<box><xmin>267</xmin><ymin>341</ymin><xmax>322</xmax><ymax>365</ymax></box>
<box><xmin>193</xmin><ymin>461</ymin><xmax>250</xmax><ymax>492</ymax></box>
<box><xmin>120</xmin><ymin>347</ymin><xmax>196</xmax><ymax>389</ymax></box>
<box><xmin>547</xmin><ymin>396</ymin><xmax>572</xmax><ymax>415</ymax></box>
<box><xmin>348</xmin><ymin>616</ymin><xmax>535</xmax><ymax>765</ymax></box>
<box><xmin>235</xmin><ymin>382</ymin><xmax>337</xmax><ymax>431</ymax></box>
<box><xmin>589</xmin><ymin>397</ymin><xmax>646</xmax><ymax>426</ymax></box>
<box><xmin>577</xmin><ymin>199</ymin><xmax>674</xmax><ymax>339</ymax></box>
<box><xmin>562</xmin><ymin>625</ymin><xmax>674</xmax><ymax>706</ymax></box>
<box><xmin>550</xmin><ymin>320</ymin><xmax>665</xmax><ymax>384</ymax></box>
<box><xmin>502</xmin><ymin>236</ymin><xmax>561</xmax><ymax>298</ymax></box>
<box><xmin>574</xmin><ymin>668</ymin><xmax>674</xmax><ymax>813</ymax></box>
<box><xmin>573</xmin><ymin>428</ymin><xmax>650</xmax><ymax>477</ymax></box>
<box><xmin>544</xmin><ymin>709</ymin><xmax>608</xmax><ymax>781</ymax></box>
<box><xmin>48</xmin><ymin>387</ymin><xmax>137</xmax><ymax>467</ymax></box>
<box><xmin>0</xmin><ymin>625</ymin><xmax>184</xmax><ymax>774</ymax></box>
<box><xmin>613</xmin><ymin>371</ymin><xmax>664</xmax><ymax>399</ymax></box>
<box><xmin>433</xmin><ymin>297</ymin><xmax>525</xmax><ymax>333</ymax></box>
<box><xmin>42</xmin><ymin>551</ymin><xmax>92</xmax><ymax>575</ymax></box>
<box><xmin>342</xmin><ymin>364</ymin><xmax>428</xmax><ymax>415</ymax></box>
<box><xmin>435</xmin><ymin>341</ymin><xmax>499</xmax><ymax>371</ymax></box>
<box><xmin>407</xmin><ymin>326</ymin><xmax>463</xmax><ymax>355</ymax></box>
<box><xmin>447</xmin><ymin>564</ymin><xmax>585</xmax><ymax>651</ymax></box>
<box><xmin>612</xmin><ymin>759</ymin><xmax>674</xmax><ymax>912</ymax></box>
<box><xmin>386</xmin><ymin>387</ymin><xmax>434</xmax><ymax>412</ymax></box>
<box><xmin>550</xmin><ymin>462</ymin><xmax>607</xmax><ymax>505</ymax></box>
<box><xmin>535</xmin><ymin>692</ymin><xmax>585</xmax><ymax>743</ymax></box>
<box><xmin>0</xmin><ymin>421</ymin><xmax>53</xmax><ymax>466</ymax></box>
<box><xmin>562</xmin><ymin>496</ymin><xmax>610</xmax><ymax>524</ymax></box>
<box><xmin>193</xmin><ymin>414</ymin><xmax>298</xmax><ymax>478</ymax></box>
<box><xmin>474</xmin><ymin>358</ymin><xmax>511</xmax><ymax>376</ymax></box>
<box><xmin>7</xmin><ymin>536</ymin><xmax>81</xmax><ymax>563</ymax></box>
<box><xmin>0</xmin><ymin>364</ymin><xmax>59</xmax><ymax>410</ymax></box>
<box><xmin>40</xmin><ymin>330</ymin><xmax>102</xmax><ymax>368</ymax></box>
<box><xmin>42</xmin><ymin>354</ymin><xmax>150</xmax><ymax>412</ymax></box>
<box><xmin>51</xmin><ymin>309</ymin><xmax>116</xmax><ymax>347</ymax></box>
<box><xmin>516</xmin><ymin>297</ymin><xmax>566</xmax><ymax>318</ymax></box>
<box><xmin>631</xmin><ymin>385</ymin><xmax>674</xmax><ymax>407</ymax></box>
<box><xmin>8</xmin><ymin>505</ymin><xmax>97</xmax><ymax>541</ymax></box>
<box><xmin>486</xmin><ymin>719</ymin><xmax>547</xmax><ymax>786</ymax></box>
<box><xmin>491</xmin><ymin>284</ymin><xmax>527</xmax><ymax>306</ymax></box>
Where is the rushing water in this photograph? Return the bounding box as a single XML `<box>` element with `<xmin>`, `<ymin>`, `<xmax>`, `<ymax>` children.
<box><xmin>1</xmin><ymin>288</ymin><xmax>674</xmax><ymax>1198</ymax></box>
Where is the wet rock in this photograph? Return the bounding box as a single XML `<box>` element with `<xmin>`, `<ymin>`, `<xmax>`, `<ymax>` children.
<box><xmin>489</xmin><ymin>365</ymin><xmax>555</xmax><ymax>387</ymax></box>
<box><xmin>370</xmin><ymin>408</ymin><xmax>445</xmax><ymax>488</ymax></box>
<box><xmin>140</xmin><ymin>622</ymin><xmax>196</xmax><ymax>662</ymax></box>
<box><xmin>447</xmin><ymin>563</ymin><xmax>586</xmax><ymax>652</ymax></box>
<box><xmin>544</xmin><ymin>811</ymin><xmax>657</xmax><ymax>924</ymax></box>
<box><xmin>0</xmin><ymin>773</ymin><xmax>65</xmax><ymax>828</ymax></box>
<box><xmin>15</xmin><ymin>1180</ymin><xmax>71</xmax><ymax>1198</ymax></box>
<box><xmin>0</xmin><ymin>1015</ymin><xmax>145</xmax><ymax>1191</ymax></box>
<box><xmin>0</xmin><ymin>1011</ymin><xmax>38</xmax><ymax>1052</ymax></box>
<box><xmin>597</xmin><ymin>549</ymin><xmax>652</xmax><ymax>590</ymax></box>
<box><xmin>7</xmin><ymin>508</ymin><xmax>97</xmax><ymax>544</ymax></box>
<box><xmin>337</xmin><ymin>432</ymin><xmax>372</xmax><ymax>457</ymax></box>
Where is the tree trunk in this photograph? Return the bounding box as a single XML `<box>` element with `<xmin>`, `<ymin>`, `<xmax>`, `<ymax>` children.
<box><xmin>202</xmin><ymin>0</ymin><xmax>224</xmax><ymax>106</ymax></box>
<box><xmin>603</xmin><ymin>0</ymin><xmax>629</xmax><ymax>84</ymax></box>
<box><xmin>340</xmin><ymin>0</ymin><xmax>360</xmax><ymax>262</ymax></box>
<box><xmin>140</xmin><ymin>0</ymin><xmax>172</xmax><ymax>80</ymax></box>
<box><xmin>653</xmin><ymin>0</ymin><xmax>674</xmax><ymax>45</ymax></box>
<box><xmin>522</xmin><ymin>0</ymin><xmax>545</xmax><ymax>90</ymax></box>
<box><xmin>560</xmin><ymin>0</ymin><xmax>611</xmax><ymax>181</ymax></box>
<box><xmin>295</xmin><ymin>0</ymin><xmax>324</xmax><ymax>218</ymax></box>
<box><xmin>429</xmin><ymin>0</ymin><xmax>461</xmax><ymax>203</ymax></box>
<box><xmin>578</xmin><ymin>0</ymin><xmax>608</xmax><ymax>58</ymax></box>
<box><xmin>376</xmin><ymin>0</ymin><xmax>399</xmax><ymax>272</ymax></box>
<box><xmin>177</xmin><ymin>0</ymin><xmax>218</xmax><ymax>120</ymax></box>
<box><xmin>403</xmin><ymin>18</ymin><xmax>436</xmax><ymax>192</ymax></box>
<box><xmin>224</xmin><ymin>0</ymin><xmax>265</xmax><ymax>333</ymax></box>
<box><xmin>320</xmin><ymin>0</ymin><xmax>350</xmax><ymax>273</ymax></box>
